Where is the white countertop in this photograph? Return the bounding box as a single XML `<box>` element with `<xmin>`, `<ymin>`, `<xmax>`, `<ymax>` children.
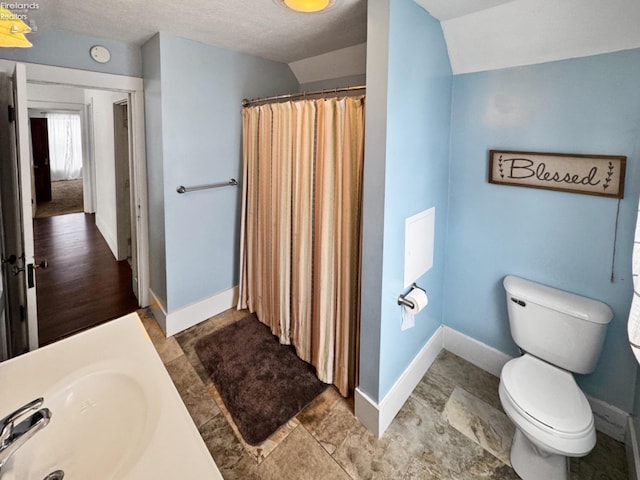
<box><xmin>0</xmin><ymin>312</ymin><xmax>223</xmax><ymax>479</ymax></box>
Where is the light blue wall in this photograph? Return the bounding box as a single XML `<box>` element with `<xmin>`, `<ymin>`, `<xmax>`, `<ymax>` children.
<box><xmin>143</xmin><ymin>32</ymin><xmax>298</xmax><ymax>313</ymax></box>
<box><xmin>0</xmin><ymin>30</ymin><xmax>141</xmax><ymax>77</ymax></box>
<box><xmin>359</xmin><ymin>0</ymin><xmax>452</xmax><ymax>402</ymax></box>
<box><xmin>445</xmin><ymin>49</ymin><xmax>640</xmax><ymax>411</ymax></box>
<box><xmin>299</xmin><ymin>73</ymin><xmax>366</xmax><ymax>92</ymax></box>
<box><xmin>141</xmin><ymin>35</ymin><xmax>168</xmax><ymax>315</ymax></box>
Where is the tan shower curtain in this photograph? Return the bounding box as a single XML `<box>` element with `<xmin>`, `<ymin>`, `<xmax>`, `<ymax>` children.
<box><xmin>238</xmin><ymin>96</ymin><xmax>365</xmax><ymax>396</ymax></box>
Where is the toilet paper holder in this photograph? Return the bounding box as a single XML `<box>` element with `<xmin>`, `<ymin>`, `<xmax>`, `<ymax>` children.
<box><xmin>397</xmin><ymin>283</ymin><xmax>426</xmax><ymax>309</ymax></box>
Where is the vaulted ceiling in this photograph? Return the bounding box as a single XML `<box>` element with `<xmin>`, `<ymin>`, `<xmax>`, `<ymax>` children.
<box><xmin>415</xmin><ymin>0</ymin><xmax>640</xmax><ymax>73</ymax></box>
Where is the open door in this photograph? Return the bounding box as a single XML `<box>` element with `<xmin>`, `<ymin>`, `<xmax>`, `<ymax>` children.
<box><xmin>0</xmin><ymin>112</ymin><xmax>14</xmax><ymax>359</ymax></box>
<box><xmin>0</xmin><ymin>64</ymin><xmax>37</xmax><ymax>356</ymax></box>
<box><xmin>114</xmin><ymin>101</ymin><xmax>132</xmax><ymax>262</ymax></box>
<box><xmin>30</xmin><ymin>117</ymin><xmax>52</xmax><ymax>203</ymax></box>
<box><xmin>0</xmin><ymin>266</ymin><xmax>7</xmax><ymax>360</ymax></box>
<box><xmin>11</xmin><ymin>63</ymin><xmax>38</xmax><ymax>351</ymax></box>
<box><xmin>114</xmin><ymin>99</ymin><xmax>138</xmax><ymax>299</ymax></box>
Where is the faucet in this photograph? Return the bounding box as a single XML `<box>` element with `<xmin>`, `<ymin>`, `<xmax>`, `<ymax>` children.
<box><xmin>0</xmin><ymin>398</ymin><xmax>51</xmax><ymax>474</ymax></box>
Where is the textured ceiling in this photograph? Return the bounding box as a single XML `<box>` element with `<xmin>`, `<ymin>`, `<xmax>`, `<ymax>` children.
<box><xmin>30</xmin><ymin>0</ymin><xmax>367</xmax><ymax>64</ymax></box>
<box><xmin>413</xmin><ymin>0</ymin><xmax>515</xmax><ymax>20</ymax></box>
<box><xmin>25</xmin><ymin>0</ymin><xmax>640</xmax><ymax>74</ymax></box>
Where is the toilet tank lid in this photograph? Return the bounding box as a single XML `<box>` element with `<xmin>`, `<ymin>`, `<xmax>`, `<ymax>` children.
<box><xmin>503</xmin><ymin>275</ymin><xmax>613</xmax><ymax>325</ymax></box>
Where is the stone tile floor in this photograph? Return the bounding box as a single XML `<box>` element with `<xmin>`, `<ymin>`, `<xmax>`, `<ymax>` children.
<box><xmin>139</xmin><ymin>308</ymin><xmax>628</xmax><ymax>479</ymax></box>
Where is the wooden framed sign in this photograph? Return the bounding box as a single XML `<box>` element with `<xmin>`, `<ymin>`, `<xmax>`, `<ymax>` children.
<box><xmin>489</xmin><ymin>150</ymin><xmax>626</xmax><ymax>198</ymax></box>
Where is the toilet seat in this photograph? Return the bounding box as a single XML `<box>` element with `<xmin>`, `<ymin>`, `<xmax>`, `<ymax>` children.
<box><xmin>499</xmin><ymin>354</ymin><xmax>596</xmax><ymax>456</ymax></box>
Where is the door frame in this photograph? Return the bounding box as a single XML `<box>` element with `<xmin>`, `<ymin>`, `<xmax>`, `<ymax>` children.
<box><xmin>0</xmin><ymin>60</ymin><xmax>150</xmax><ymax>350</ymax></box>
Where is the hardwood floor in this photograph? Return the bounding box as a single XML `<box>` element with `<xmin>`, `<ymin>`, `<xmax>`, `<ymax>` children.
<box><xmin>34</xmin><ymin>212</ymin><xmax>139</xmax><ymax>346</ymax></box>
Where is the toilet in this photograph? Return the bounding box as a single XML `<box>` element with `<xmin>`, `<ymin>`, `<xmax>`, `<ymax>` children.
<box><xmin>499</xmin><ymin>275</ymin><xmax>613</xmax><ymax>480</ymax></box>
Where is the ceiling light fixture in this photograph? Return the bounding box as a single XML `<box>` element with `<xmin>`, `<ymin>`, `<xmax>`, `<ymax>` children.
<box><xmin>0</xmin><ymin>7</ymin><xmax>32</xmax><ymax>47</ymax></box>
<box><xmin>280</xmin><ymin>0</ymin><xmax>336</xmax><ymax>13</ymax></box>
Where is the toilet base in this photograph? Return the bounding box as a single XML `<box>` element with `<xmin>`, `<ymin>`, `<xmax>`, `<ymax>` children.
<box><xmin>510</xmin><ymin>429</ymin><xmax>569</xmax><ymax>480</ymax></box>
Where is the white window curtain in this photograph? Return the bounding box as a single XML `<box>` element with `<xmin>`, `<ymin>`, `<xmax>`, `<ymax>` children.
<box><xmin>629</xmin><ymin>200</ymin><xmax>640</xmax><ymax>362</ymax></box>
<box><xmin>46</xmin><ymin>113</ymin><xmax>83</xmax><ymax>181</ymax></box>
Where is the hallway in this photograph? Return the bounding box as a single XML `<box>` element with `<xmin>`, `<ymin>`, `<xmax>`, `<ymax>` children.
<box><xmin>34</xmin><ymin>213</ymin><xmax>139</xmax><ymax>346</ymax></box>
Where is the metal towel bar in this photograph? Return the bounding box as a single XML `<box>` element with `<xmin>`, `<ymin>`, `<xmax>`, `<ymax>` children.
<box><xmin>176</xmin><ymin>178</ymin><xmax>238</xmax><ymax>194</ymax></box>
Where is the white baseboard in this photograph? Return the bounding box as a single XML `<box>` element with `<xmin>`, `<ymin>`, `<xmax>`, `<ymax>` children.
<box><xmin>95</xmin><ymin>213</ymin><xmax>118</xmax><ymax>260</ymax></box>
<box><xmin>148</xmin><ymin>288</ymin><xmax>168</xmax><ymax>333</ymax></box>
<box><xmin>354</xmin><ymin>388</ymin><xmax>381</xmax><ymax>437</ymax></box>
<box><xmin>442</xmin><ymin>326</ymin><xmax>629</xmax><ymax>442</ymax></box>
<box><xmin>164</xmin><ymin>286</ymin><xmax>238</xmax><ymax>337</ymax></box>
<box><xmin>356</xmin><ymin>323</ymin><xmax>630</xmax><ymax>443</ymax></box>
<box><xmin>626</xmin><ymin>416</ymin><xmax>640</xmax><ymax>480</ymax></box>
<box><xmin>355</xmin><ymin>326</ymin><xmax>444</xmax><ymax>437</ymax></box>
<box><xmin>588</xmin><ymin>395</ymin><xmax>628</xmax><ymax>442</ymax></box>
<box><xmin>442</xmin><ymin>326</ymin><xmax>512</xmax><ymax>378</ymax></box>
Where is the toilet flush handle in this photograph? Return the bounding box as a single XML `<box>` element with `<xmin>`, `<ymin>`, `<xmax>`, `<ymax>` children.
<box><xmin>510</xmin><ymin>297</ymin><xmax>526</xmax><ymax>307</ymax></box>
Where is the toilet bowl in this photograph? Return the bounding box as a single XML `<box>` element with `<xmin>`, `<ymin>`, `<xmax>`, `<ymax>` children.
<box><xmin>499</xmin><ymin>276</ymin><xmax>612</xmax><ymax>480</ymax></box>
<box><xmin>499</xmin><ymin>354</ymin><xmax>596</xmax><ymax>479</ymax></box>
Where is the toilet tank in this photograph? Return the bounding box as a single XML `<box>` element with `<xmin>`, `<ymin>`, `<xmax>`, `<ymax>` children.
<box><xmin>503</xmin><ymin>275</ymin><xmax>613</xmax><ymax>374</ymax></box>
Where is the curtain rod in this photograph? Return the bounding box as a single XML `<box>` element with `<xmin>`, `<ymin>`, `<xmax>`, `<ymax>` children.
<box><xmin>242</xmin><ymin>85</ymin><xmax>365</xmax><ymax>107</ymax></box>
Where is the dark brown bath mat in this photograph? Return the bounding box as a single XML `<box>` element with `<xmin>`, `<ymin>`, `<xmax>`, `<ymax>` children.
<box><xmin>194</xmin><ymin>314</ymin><xmax>328</xmax><ymax>445</ymax></box>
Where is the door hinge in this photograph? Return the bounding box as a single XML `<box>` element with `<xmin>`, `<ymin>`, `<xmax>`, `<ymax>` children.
<box><xmin>7</xmin><ymin>105</ymin><xmax>15</xmax><ymax>123</ymax></box>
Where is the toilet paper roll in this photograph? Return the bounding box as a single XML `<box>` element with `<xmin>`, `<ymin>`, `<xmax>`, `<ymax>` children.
<box><xmin>401</xmin><ymin>287</ymin><xmax>428</xmax><ymax>331</ymax></box>
<box><xmin>404</xmin><ymin>288</ymin><xmax>429</xmax><ymax>314</ymax></box>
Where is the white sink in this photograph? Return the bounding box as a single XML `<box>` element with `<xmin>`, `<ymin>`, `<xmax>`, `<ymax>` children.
<box><xmin>0</xmin><ymin>313</ymin><xmax>223</xmax><ymax>480</ymax></box>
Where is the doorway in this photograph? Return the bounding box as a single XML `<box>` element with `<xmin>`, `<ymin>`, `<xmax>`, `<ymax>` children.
<box><xmin>0</xmin><ymin>61</ymin><xmax>150</xmax><ymax>356</ymax></box>
<box><xmin>31</xmin><ymin>94</ymin><xmax>140</xmax><ymax>346</ymax></box>
<box><xmin>30</xmin><ymin>112</ymin><xmax>85</xmax><ymax>218</ymax></box>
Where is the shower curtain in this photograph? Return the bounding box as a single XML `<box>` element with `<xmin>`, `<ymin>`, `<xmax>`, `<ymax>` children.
<box><xmin>238</xmin><ymin>96</ymin><xmax>365</xmax><ymax>396</ymax></box>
